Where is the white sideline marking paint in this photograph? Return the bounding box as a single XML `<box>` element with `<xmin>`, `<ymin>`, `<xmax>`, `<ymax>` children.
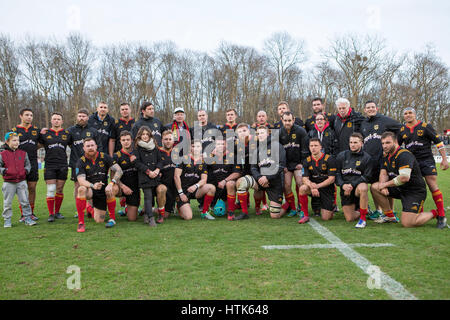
<box><xmin>263</xmin><ymin>243</ymin><xmax>395</xmax><ymax>250</ymax></box>
<box><xmin>263</xmin><ymin>218</ymin><xmax>418</xmax><ymax>300</ymax></box>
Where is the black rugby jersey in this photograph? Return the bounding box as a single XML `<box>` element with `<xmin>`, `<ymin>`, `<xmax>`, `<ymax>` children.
<box><xmin>39</xmin><ymin>128</ymin><xmax>71</xmax><ymax>167</ymax></box>
<box><xmin>113</xmin><ymin>149</ymin><xmax>138</xmax><ymax>188</ymax></box>
<box><xmin>279</xmin><ymin>124</ymin><xmax>309</xmax><ymax>170</ymax></box>
<box><xmin>303</xmin><ymin>153</ymin><xmax>337</xmax><ymax>184</ymax></box>
<box><xmin>111</xmin><ymin>118</ymin><xmax>135</xmax><ymax>152</ymax></box>
<box><xmin>335</xmin><ymin>149</ymin><xmax>372</xmax><ymax>187</ymax></box>
<box><xmin>67</xmin><ymin>124</ymin><xmax>98</xmax><ymax>168</ymax></box>
<box><xmin>88</xmin><ymin>112</ymin><xmax>115</xmax><ymax>153</ymax></box>
<box><xmin>159</xmin><ymin>147</ymin><xmax>176</xmax><ymax>186</ymax></box>
<box><xmin>398</xmin><ymin>121</ymin><xmax>443</xmax><ymax>161</ymax></box>
<box><xmin>218</xmin><ymin>123</ymin><xmax>238</xmax><ymax>146</ymax></box>
<box><xmin>76</xmin><ymin>152</ymin><xmax>116</xmax><ymax>185</ymax></box>
<box><xmin>176</xmin><ymin>156</ymin><xmax>208</xmax><ymax>191</ymax></box>
<box><xmin>273</xmin><ymin>118</ymin><xmax>305</xmax><ymax>130</ymax></box>
<box><xmin>381</xmin><ymin>147</ymin><xmax>426</xmax><ymax>192</ymax></box>
<box><xmin>207</xmin><ymin>152</ymin><xmax>240</xmax><ymax>185</ymax></box>
<box><xmin>234</xmin><ymin>137</ymin><xmax>257</xmax><ymax>177</ymax></box>
<box><xmin>11</xmin><ymin>125</ymin><xmax>40</xmax><ymax>161</ymax></box>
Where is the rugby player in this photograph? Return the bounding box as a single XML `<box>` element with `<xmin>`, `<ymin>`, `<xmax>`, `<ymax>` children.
<box><xmin>298</xmin><ymin>138</ymin><xmax>338</xmax><ymax>223</ymax></box>
<box><xmin>112</xmin><ymin>131</ymin><xmax>140</xmax><ymax>221</ymax></box>
<box><xmin>174</xmin><ymin>140</ymin><xmax>216</xmax><ymax>220</ymax></box>
<box><xmin>251</xmin><ymin>110</ymin><xmax>272</xmax><ymax>130</ymax></box>
<box><xmin>235</xmin><ymin>126</ymin><xmax>286</xmax><ymax>220</ymax></box>
<box><xmin>371</xmin><ymin>132</ymin><xmax>443</xmax><ymax>228</ymax></box>
<box><xmin>335</xmin><ymin>133</ymin><xmax>373</xmax><ymax>228</ymax></box>
<box><xmin>272</xmin><ymin>101</ymin><xmax>304</xmax><ymax>129</ymax></box>
<box><xmin>134</xmin><ymin>126</ymin><xmax>163</xmax><ymax>227</ymax></box>
<box><xmin>218</xmin><ymin>108</ymin><xmax>238</xmax><ymax>147</ymax></box>
<box><xmin>131</xmin><ymin>101</ymin><xmax>163</xmax><ymax>146</ymax></box>
<box><xmin>304</xmin><ymin>98</ymin><xmax>336</xmax><ymax>132</ymax></box>
<box><xmin>398</xmin><ymin>108</ymin><xmax>448</xmax><ymax>228</ymax></box>
<box><xmin>279</xmin><ymin>111</ymin><xmax>308</xmax><ymax>217</ymax></box>
<box><xmin>75</xmin><ymin>138</ymin><xmax>123</xmax><ymax>232</ymax></box>
<box><xmin>360</xmin><ymin>100</ymin><xmax>401</xmax><ymax>219</ymax></box>
<box><xmin>68</xmin><ymin>109</ymin><xmax>98</xmax><ymax>219</ymax></box>
<box><xmin>39</xmin><ymin>112</ymin><xmax>71</xmax><ymax>222</ymax></box>
<box><xmin>333</xmin><ymin>98</ymin><xmax>365</xmax><ymax>154</ymax></box>
<box><xmin>88</xmin><ymin>102</ymin><xmax>115</xmax><ymax>154</ymax></box>
<box><xmin>109</xmin><ymin>102</ymin><xmax>135</xmax><ymax>156</ymax></box>
<box><xmin>190</xmin><ymin>109</ymin><xmax>217</xmax><ymax>155</ymax></box>
<box><xmin>11</xmin><ymin>108</ymin><xmax>41</xmax><ymax>221</ymax></box>
<box><xmin>158</xmin><ymin>130</ymin><xmax>177</xmax><ymax>220</ymax></box>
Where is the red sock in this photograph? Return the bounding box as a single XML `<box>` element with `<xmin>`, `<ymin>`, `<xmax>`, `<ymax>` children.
<box><xmin>432</xmin><ymin>190</ymin><xmax>445</xmax><ymax>217</ymax></box>
<box><xmin>202</xmin><ymin>194</ymin><xmax>214</xmax><ymax>213</ymax></box>
<box><xmin>107</xmin><ymin>198</ymin><xmax>116</xmax><ymax>220</ymax></box>
<box><xmin>30</xmin><ymin>203</ymin><xmax>35</xmax><ymax>215</ymax></box>
<box><xmin>19</xmin><ymin>204</ymin><xmax>23</xmax><ymax>217</ymax></box>
<box><xmin>282</xmin><ymin>202</ymin><xmax>290</xmax><ymax>210</ymax></box>
<box><xmin>120</xmin><ymin>197</ymin><xmax>126</xmax><ymax>208</ymax></box>
<box><xmin>227</xmin><ymin>195</ymin><xmax>236</xmax><ymax>212</ymax></box>
<box><xmin>262</xmin><ymin>192</ymin><xmax>267</xmax><ymax>206</ymax></box>
<box><xmin>55</xmin><ymin>193</ymin><xmax>64</xmax><ymax>214</ymax></box>
<box><xmin>46</xmin><ymin>197</ymin><xmax>55</xmax><ymax>215</ymax></box>
<box><xmin>238</xmin><ymin>192</ymin><xmax>249</xmax><ymax>214</ymax></box>
<box><xmin>359</xmin><ymin>208</ymin><xmax>368</xmax><ymax>221</ymax></box>
<box><xmin>86</xmin><ymin>202</ymin><xmax>94</xmax><ymax>216</ymax></box>
<box><xmin>76</xmin><ymin>198</ymin><xmax>86</xmax><ymax>224</ymax></box>
<box><xmin>285</xmin><ymin>192</ymin><xmax>296</xmax><ymax>211</ymax></box>
<box><xmin>299</xmin><ymin>194</ymin><xmax>309</xmax><ymax>217</ymax></box>
<box><xmin>158</xmin><ymin>207</ymin><xmax>165</xmax><ymax>216</ymax></box>
<box><xmin>384</xmin><ymin>210</ymin><xmax>394</xmax><ymax>218</ymax></box>
<box><xmin>254</xmin><ymin>195</ymin><xmax>262</xmax><ymax>211</ymax></box>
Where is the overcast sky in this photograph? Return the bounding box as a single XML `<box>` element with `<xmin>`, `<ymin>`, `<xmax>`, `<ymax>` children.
<box><xmin>1</xmin><ymin>0</ymin><xmax>449</xmax><ymax>67</ymax></box>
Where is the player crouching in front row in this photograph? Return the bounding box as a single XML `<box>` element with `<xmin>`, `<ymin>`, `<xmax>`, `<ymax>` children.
<box><xmin>371</xmin><ymin>131</ymin><xmax>445</xmax><ymax>228</ymax></box>
<box><xmin>174</xmin><ymin>140</ymin><xmax>216</xmax><ymax>220</ymax></box>
<box><xmin>298</xmin><ymin>138</ymin><xmax>338</xmax><ymax>224</ymax></box>
<box><xmin>75</xmin><ymin>138</ymin><xmax>123</xmax><ymax>232</ymax></box>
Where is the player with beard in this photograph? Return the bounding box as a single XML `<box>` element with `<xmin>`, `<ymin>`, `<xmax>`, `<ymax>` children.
<box><xmin>272</xmin><ymin>101</ymin><xmax>304</xmax><ymax>129</ymax></box>
<box><xmin>371</xmin><ymin>131</ymin><xmax>443</xmax><ymax>228</ymax></box>
<box><xmin>88</xmin><ymin>102</ymin><xmax>115</xmax><ymax>154</ymax></box>
<box><xmin>360</xmin><ymin>100</ymin><xmax>401</xmax><ymax>220</ymax></box>
<box><xmin>304</xmin><ymin>98</ymin><xmax>336</xmax><ymax>132</ymax></box>
<box><xmin>68</xmin><ymin>109</ymin><xmax>98</xmax><ymax>219</ymax></box>
<box><xmin>109</xmin><ymin>103</ymin><xmax>135</xmax><ymax>156</ymax></box>
<box><xmin>75</xmin><ymin>138</ymin><xmax>123</xmax><ymax>232</ymax></box>
<box><xmin>112</xmin><ymin>131</ymin><xmax>140</xmax><ymax>222</ymax></box>
<box><xmin>174</xmin><ymin>140</ymin><xmax>216</xmax><ymax>221</ymax></box>
<box><xmin>11</xmin><ymin>108</ymin><xmax>42</xmax><ymax>222</ymax></box>
<box><xmin>335</xmin><ymin>133</ymin><xmax>373</xmax><ymax>228</ymax></box>
<box><xmin>39</xmin><ymin>112</ymin><xmax>71</xmax><ymax>222</ymax></box>
<box><xmin>397</xmin><ymin>108</ymin><xmax>448</xmax><ymax>228</ymax></box>
<box><xmin>298</xmin><ymin>138</ymin><xmax>338</xmax><ymax>223</ymax></box>
<box><xmin>235</xmin><ymin>126</ymin><xmax>286</xmax><ymax>220</ymax></box>
<box><xmin>279</xmin><ymin>112</ymin><xmax>308</xmax><ymax>217</ymax></box>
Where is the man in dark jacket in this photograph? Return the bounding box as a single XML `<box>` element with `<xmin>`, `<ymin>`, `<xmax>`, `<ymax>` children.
<box><xmin>360</xmin><ymin>100</ymin><xmax>401</xmax><ymax>219</ymax></box>
<box><xmin>335</xmin><ymin>133</ymin><xmax>373</xmax><ymax>228</ymax></box>
<box><xmin>333</xmin><ymin>98</ymin><xmax>365</xmax><ymax>154</ymax></box>
<box><xmin>131</xmin><ymin>101</ymin><xmax>164</xmax><ymax>147</ymax></box>
<box><xmin>88</xmin><ymin>102</ymin><xmax>115</xmax><ymax>154</ymax></box>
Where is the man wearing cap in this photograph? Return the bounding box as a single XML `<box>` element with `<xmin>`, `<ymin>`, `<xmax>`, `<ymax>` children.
<box><xmin>397</xmin><ymin>107</ymin><xmax>448</xmax><ymax>229</ymax></box>
<box><xmin>165</xmin><ymin>107</ymin><xmax>191</xmax><ymax>148</ymax></box>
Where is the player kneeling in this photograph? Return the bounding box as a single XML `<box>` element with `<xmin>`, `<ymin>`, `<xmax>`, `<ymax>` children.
<box><xmin>236</xmin><ymin>126</ymin><xmax>286</xmax><ymax>220</ymax></box>
<box><xmin>335</xmin><ymin>133</ymin><xmax>372</xmax><ymax>228</ymax></box>
<box><xmin>298</xmin><ymin>138</ymin><xmax>338</xmax><ymax>224</ymax></box>
<box><xmin>174</xmin><ymin>140</ymin><xmax>216</xmax><ymax>220</ymax></box>
<box><xmin>75</xmin><ymin>138</ymin><xmax>123</xmax><ymax>232</ymax></box>
<box><xmin>371</xmin><ymin>132</ymin><xmax>443</xmax><ymax>228</ymax></box>
<box><xmin>112</xmin><ymin>131</ymin><xmax>140</xmax><ymax>221</ymax></box>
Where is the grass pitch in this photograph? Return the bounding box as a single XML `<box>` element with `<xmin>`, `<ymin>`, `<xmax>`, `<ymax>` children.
<box><xmin>0</xmin><ymin>169</ymin><xmax>449</xmax><ymax>300</ymax></box>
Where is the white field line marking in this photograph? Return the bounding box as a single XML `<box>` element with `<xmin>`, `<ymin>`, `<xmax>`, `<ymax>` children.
<box><xmin>263</xmin><ymin>243</ymin><xmax>395</xmax><ymax>250</ymax></box>
<box><xmin>307</xmin><ymin>218</ymin><xmax>417</xmax><ymax>300</ymax></box>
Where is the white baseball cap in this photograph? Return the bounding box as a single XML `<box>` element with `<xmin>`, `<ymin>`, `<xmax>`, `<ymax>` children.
<box><xmin>174</xmin><ymin>107</ymin><xmax>185</xmax><ymax>114</ymax></box>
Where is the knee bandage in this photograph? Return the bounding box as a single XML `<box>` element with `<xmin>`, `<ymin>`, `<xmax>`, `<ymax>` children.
<box><xmin>47</xmin><ymin>184</ymin><xmax>56</xmax><ymax>198</ymax></box>
<box><xmin>237</xmin><ymin>175</ymin><xmax>255</xmax><ymax>193</ymax></box>
<box><xmin>270</xmin><ymin>204</ymin><xmax>282</xmax><ymax>215</ymax></box>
